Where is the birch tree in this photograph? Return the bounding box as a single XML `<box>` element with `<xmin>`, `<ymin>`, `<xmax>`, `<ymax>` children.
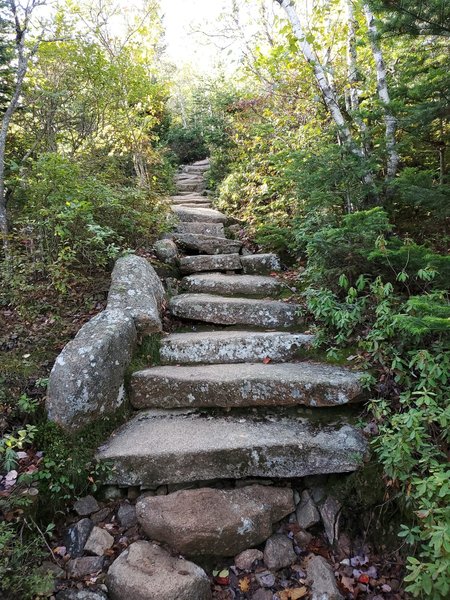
<box><xmin>0</xmin><ymin>0</ymin><xmax>47</xmax><ymax>253</ymax></box>
<box><xmin>363</xmin><ymin>2</ymin><xmax>399</xmax><ymax>179</ymax></box>
<box><xmin>274</xmin><ymin>0</ymin><xmax>373</xmax><ymax>172</ymax></box>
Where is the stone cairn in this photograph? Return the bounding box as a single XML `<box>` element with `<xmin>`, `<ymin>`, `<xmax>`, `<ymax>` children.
<box><xmin>57</xmin><ymin>160</ymin><xmax>370</xmax><ymax>600</ymax></box>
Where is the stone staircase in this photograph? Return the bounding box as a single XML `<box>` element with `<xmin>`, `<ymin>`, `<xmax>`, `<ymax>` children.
<box><xmin>97</xmin><ymin>159</ymin><xmax>368</xmax><ymax>491</ymax></box>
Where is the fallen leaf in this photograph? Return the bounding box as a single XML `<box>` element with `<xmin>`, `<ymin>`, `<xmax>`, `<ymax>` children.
<box><xmin>238</xmin><ymin>576</ymin><xmax>250</xmax><ymax>592</ymax></box>
<box><xmin>341</xmin><ymin>575</ymin><xmax>355</xmax><ymax>593</ymax></box>
<box><xmin>277</xmin><ymin>587</ymin><xmax>308</xmax><ymax>600</ymax></box>
<box><xmin>358</xmin><ymin>573</ymin><xmax>370</xmax><ymax>584</ymax></box>
<box><xmin>262</xmin><ymin>357</ymin><xmax>271</xmax><ymax>364</ymax></box>
<box><xmin>215</xmin><ymin>568</ymin><xmax>230</xmax><ymax>586</ymax></box>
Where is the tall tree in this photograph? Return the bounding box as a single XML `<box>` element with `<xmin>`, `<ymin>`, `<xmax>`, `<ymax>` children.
<box><xmin>0</xmin><ymin>0</ymin><xmax>48</xmax><ymax>253</ymax></box>
<box><xmin>363</xmin><ymin>2</ymin><xmax>399</xmax><ymax>179</ymax></box>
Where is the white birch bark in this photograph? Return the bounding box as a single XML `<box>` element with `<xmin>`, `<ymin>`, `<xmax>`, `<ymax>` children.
<box><xmin>275</xmin><ymin>0</ymin><xmax>359</xmax><ymax>151</ymax></box>
<box><xmin>363</xmin><ymin>3</ymin><xmax>399</xmax><ymax>179</ymax></box>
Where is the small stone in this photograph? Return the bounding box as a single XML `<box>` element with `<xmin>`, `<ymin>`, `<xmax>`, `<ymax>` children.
<box><xmin>64</xmin><ymin>519</ymin><xmax>93</xmax><ymax>558</ymax></box>
<box><xmin>84</xmin><ymin>526</ymin><xmax>114</xmax><ymax>556</ymax></box>
<box><xmin>117</xmin><ymin>503</ymin><xmax>137</xmax><ymax>529</ymax></box>
<box><xmin>319</xmin><ymin>496</ymin><xmax>342</xmax><ymax>545</ymax></box>
<box><xmin>296</xmin><ymin>490</ymin><xmax>320</xmax><ymax>530</ymax></box>
<box><xmin>91</xmin><ymin>507</ymin><xmax>112</xmax><ymax>525</ymax></box>
<box><xmin>73</xmin><ymin>496</ymin><xmax>100</xmax><ymax>517</ymax></box>
<box><xmin>263</xmin><ymin>534</ymin><xmax>297</xmax><ymax>571</ymax></box>
<box><xmin>127</xmin><ymin>486</ymin><xmax>140</xmax><ymax>500</ymax></box>
<box><xmin>67</xmin><ymin>556</ymin><xmax>105</xmax><ymax>579</ymax></box>
<box><xmin>294</xmin><ymin>528</ymin><xmax>313</xmax><ymax>548</ymax></box>
<box><xmin>255</xmin><ymin>570</ymin><xmax>276</xmax><ymax>588</ymax></box>
<box><xmin>235</xmin><ymin>548</ymin><xmax>264</xmax><ymax>571</ymax></box>
<box><xmin>153</xmin><ymin>239</ymin><xmax>178</xmax><ymax>265</ymax></box>
<box><xmin>156</xmin><ymin>485</ymin><xmax>168</xmax><ymax>495</ymax></box>
<box><xmin>305</xmin><ymin>555</ymin><xmax>343</xmax><ymax>600</ymax></box>
<box><xmin>56</xmin><ymin>590</ymin><xmax>108</xmax><ymax>600</ymax></box>
<box><xmin>106</xmin><ymin>540</ymin><xmax>211</xmax><ymax>600</ymax></box>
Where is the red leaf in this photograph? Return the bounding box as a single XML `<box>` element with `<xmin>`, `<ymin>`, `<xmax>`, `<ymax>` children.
<box><xmin>263</xmin><ymin>357</ymin><xmax>271</xmax><ymax>364</ymax></box>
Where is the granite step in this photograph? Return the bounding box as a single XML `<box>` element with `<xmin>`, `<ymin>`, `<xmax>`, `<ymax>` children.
<box><xmin>241</xmin><ymin>254</ymin><xmax>282</xmax><ymax>274</ymax></box>
<box><xmin>170</xmin><ymin>293</ymin><xmax>300</xmax><ymax>328</ymax></box>
<box><xmin>172</xmin><ymin>206</ymin><xmax>228</xmax><ymax>224</ymax></box>
<box><xmin>131</xmin><ymin>362</ymin><xmax>364</xmax><ymax>410</ymax></box>
<box><xmin>96</xmin><ymin>409</ymin><xmax>368</xmax><ymax>487</ymax></box>
<box><xmin>160</xmin><ymin>331</ymin><xmax>314</xmax><ymax>365</ymax></box>
<box><xmin>172</xmin><ymin>234</ymin><xmax>242</xmax><ymax>255</ymax></box>
<box><xmin>175</xmin><ymin>222</ymin><xmax>225</xmax><ymax>237</ymax></box>
<box><xmin>181</xmin><ymin>273</ymin><xmax>283</xmax><ymax>297</ymax></box>
<box><xmin>180</xmin><ymin>254</ymin><xmax>242</xmax><ymax>274</ymax></box>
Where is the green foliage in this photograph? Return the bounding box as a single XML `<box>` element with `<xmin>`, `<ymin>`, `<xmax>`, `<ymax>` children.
<box><xmin>0</xmin><ymin>424</ymin><xmax>37</xmax><ymax>471</ymax></box>
<box><xmin>3</xmin><ymin>153</ymin><xmax>168</xmax><ymax>295</ymax></box>
<box><xmin>166</xmin><ymin>124</ymin><xmax>208</xmax><ymax>164</ymax></box>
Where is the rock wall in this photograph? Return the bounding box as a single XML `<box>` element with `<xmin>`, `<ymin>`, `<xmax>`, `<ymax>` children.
<box><xmin>46</xmin><ymin>255</ymin><xmax>165</xmax><ymax>431</ymax></box>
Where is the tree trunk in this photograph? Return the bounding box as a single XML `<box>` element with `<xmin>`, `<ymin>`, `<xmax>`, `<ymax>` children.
<box><xmin>274</xmin><ymin>0</ymin><xmax>374</xmax><ymax>192</ymax></box>
<box><xmin>363</xmin><ymin>3</ymin><xmax>399</xmax><ymax>180</ymax></box>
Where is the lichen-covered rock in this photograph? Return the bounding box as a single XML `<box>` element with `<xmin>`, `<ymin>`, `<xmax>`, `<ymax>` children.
<box><xmin>107</xmin><ymin>255</ymin><xmax>165</xmax><ymax>333</ymax></box>
<box><xmin>172</xmin><ymin>233</ymin><xmax>242</xmax><ymax>255</ymax></box>
<box><xmin>153</xmin><ymin>239</ymin><xmax>178</xmax><ymax>266</ymax></box>
<box><xmin>136</xmin><ymin>486</ymin><xmax>294</xmax><ymax>556</ymax></box>
<box><xmin>175</xmin><ymin>221</ymin><xmax>225</xmax><ymax>237</ymax></box>
<box><xmin>47</xmin><ymin>309</ymin><xmax>136</xmax><ymax>431</ymax></box>
<box><xmin>240</xmin><ymin>254</ymin><xmax>281</xmax><ymax>274</ymax></box>
<box><xmin>179</xmin><ymin>253</ymin><xmax>242</xmax><ymax>274</ymax></box>
<box><xmin>107</xmin><ymin>541</ymin><xmax>211</xmax><ymax>600</ymax></box>
<box><xmin>169</xmin><ymin>294</ymin><xmax>300</xmax><ymax>328</ymax></box>
<box><xmin>180</xmin><ymin>273</ymin><xmax>282</xmax><ymax>297</ymax></box>
<box><xmin>160</xmin><ymin>331</ymin><xmax>314</xmax><ymax>365</ymax></box>
<box><xmin>96</xmin><ymin>410</ymin><xmax>368</xmax><ymax>487</ymax></box>
<box><xmin>172</xmin><ymin>205</ymin><xmax>227</xmax><ymax>223</ymax></box>
<box><xmin>131</xmin><ymin>362</ymin><xmax>364</xmax><ymax>410</ymax></box>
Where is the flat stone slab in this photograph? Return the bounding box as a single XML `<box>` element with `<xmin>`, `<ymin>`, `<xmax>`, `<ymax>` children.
<box><xmin>173</xmin><ymin>233</ymin><xmax>242</xmax><ymax>255</ymax></box>
<box><xmin>172</xmin><ymin>206</ymin><xmax>227</xmax><ymax>223</ymax></box>
<box><xmin>96</xmin><ymin>410</ymin><xmax>368</xmax><ymax>486</ymax></box>
<box><xmin>169</xmin><ymin>294</ymin><xmax>300</xmax><ymax>328</ymax></box>
<box><xmin>160</xmin><ymin>331</ymin><xmax>314</xmax><ymax>365</ymax></box>
<box><xmin>130</xmin><ymin>362</ymin><xmax>364</xmax><ymax>409</ymax></box>
<box><xmin>181</xmin><ymin>273</ymin><xmax>282</xmax><ymax>297</ymax></box>
<box><xmin>180</xmin><ymin>254</ymin><xmax>242</xmax><ymax>274</ymax></box>
<box><xmin>175</xmin><ymin>222</ymin><xmax>225</xmax><ymax>237</ymax></box>
<box><xmin>136</xmin><ymin>486</ymin><xmax>294</xmax><ymax>556</ymax></box>
<box><xmin>107</xmin><ymin>541</ymin><xmax>211</xmax><ymax>600</ymax></box>
<box><xmin>241</xmin><ymin>254</ymin><xmax>281</xmax><ymax>274</ymax></box>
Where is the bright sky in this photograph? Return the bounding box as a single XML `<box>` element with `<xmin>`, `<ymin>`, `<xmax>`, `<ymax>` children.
<box><xmin>159</xmin><ymin>0</ymin><xmax>231</xmax><ymax>72</ymax></box>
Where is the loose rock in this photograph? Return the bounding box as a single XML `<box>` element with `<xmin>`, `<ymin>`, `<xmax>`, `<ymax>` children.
<box><xmin>64</xmin><ymin>518</ymin><xmax>93</xmax><ymax>558</ymax></box>
<box><xmin>73</xmin><ymin>495</ymin><xmax>99</xmax><ymax>517</ymax></box>
<box><xmin>263</xmin><ymin>534</ymin><xmax>297</xmax><ymax>571</ymax></box>
<box><xmin>117</xmin><ymin>502</ymin><xmax>137</xmax><ymax>529</ymax></box>
<box><xmin>67</xmin><ymin>556</ymin><xmax>105</xmax><ymax>579</ymax></box>
<box><xmin>153</xmin><ymin>239</ymin><xmax>179</xmax><ymax>265</ymax></box>
<box><xmin>107</xmin><ymin>540</ymin><xmax>211</xmax><ymax>600</ymax></box>
<box><xmin>84</xmin><ymin>526</ymin><xmax>114</xmax><ymax>556</ymax></box>
<box><xmin>235</xmin><ymin>548</ymin><xmax>264</xmax><ymax>571</ymax></box>
<box><xmin>296</xmin><ymin>490</ymin><xmax>320</xmax><ymax>530</ymax></box>
<box><xmin>251</xmin><ymin>590</ymin><xmax>273</xmax><ymax>600</ymax></box>
<box><xmin>56</xmin><ymin>590</ymin><xmax>108</xmax><ymax>600</ymax></box>
<box><xmin>305</xmin><ymin>554</ymin><xmax>344</xmax><ymax>600</ymax></box>
<box><xmin>136</xmin><ymin>485</ymin><xmax>294</xmax><ymax>556</ymax></box>
<box><xmin>319</xmin><ymin>496</ymin><xmax>342</xmax><ymax>545</ymax></box>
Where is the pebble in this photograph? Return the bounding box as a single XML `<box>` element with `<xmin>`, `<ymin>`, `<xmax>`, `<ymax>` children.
<box><xmin>235</xmin><ymin>548</ymin><xmax>264</xmax><ymax>571</ymax></box>
<box><xmin>73</xmin><ymin>495</ymin><xmax>100</xmax><ymax>517</ymax></box>
<box><xmin>84</xmin><ymin>526</ymin><xmax>114</xmax><ymax>556</ymax></box>
<box><xmin>263</xmin><ymin>534</ymin><xmax>297</xmax><ymax>571</ymax></box>
<box><xmin>66</xmin><ymin>556</ymin><xmax>105</xmax><ymax>579</ymax></box>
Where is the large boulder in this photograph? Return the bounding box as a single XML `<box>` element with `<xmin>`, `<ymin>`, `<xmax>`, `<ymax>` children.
<box><xmin>47</xmin><ymin>309</ymin><xmax>136</xmax><ymax>431</ymax></box>
<box><xmin>136</xmin><ymin>485</ymin><xmax>294</xmax><ymax>556</ymax></box>
<box><xmin>107</xmin><ymin>541</ymin><xmax>211</xmax><ymax>600</ymax></box>
<box><xmin>107</xmin><ymin>255</ymin><xmax>165</xmax><ymax>334</ymax></box>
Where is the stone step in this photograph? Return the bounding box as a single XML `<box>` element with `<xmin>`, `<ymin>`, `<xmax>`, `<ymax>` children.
<box><xmin>175</xmin><ymin>202</ymin><xmax>212</xmax><ymax>209</ymax></box>
<box><xmin>172</xmin><ymin>206</ymin><xmax>228</xmax><ymax>224</ymax></box>
<box><xmin>175</xmin><ymin>222</ymin><xmax>225</xmax><ymax>237</ymax></box>
<box><xmin>96</xmin><ymin>409</ymin><xmax>368</xmax><ymax>487</ymax></box>
<box><xmin>241</xmin><ymin>253</ymin><xmax>282</xmax><ymax>274</ymax></box>
<box><xmin>171</xmin><ymin>196</ymin><xmax>210</xmax><ymax>205</ymax></box>
<box><xmin>177</xmin><ymin>182</ymin><xmax>205</xmax><ymax>193</ymax></box>
<box><xmin>170</xmin><ymin>293</ymin><xmax>300</xmax><ymax>328</ymax></box>
<box><xmin>172</xmin><ymin>234</ymin><xmax>242</xmax><ymax>255</ymax></box>
<box><xmin>180</xmin><ymin>254</ymin><xmax>242</xmax><ymax>274</ymax></box>
<box><xmin>181</xmin><ymin>273</ymin><xmax>282</xmax><ymax>297</ymax></box>
<box><xmin>131</xmin><ymin>362</ymin><xmax>364</xmax><ymax>410</ymax></box>
<box><xmin>182</xmin><ymin>165</ymin><xmax>209</xmax><ymax>174</ymax></box>
<box><xmin>160</xmin><ymin>331</ymin><xmax>314</xmax><ymax>365</ymax></box>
